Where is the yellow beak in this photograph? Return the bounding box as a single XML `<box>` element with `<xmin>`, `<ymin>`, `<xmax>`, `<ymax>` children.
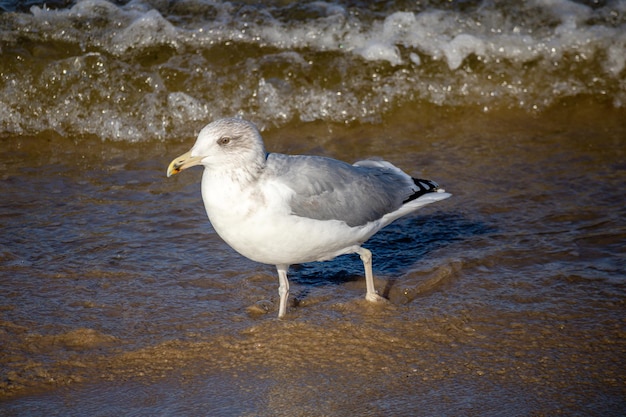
<box><xmin>167</xmin><ymin>150</ymin><xmax>204</xmax><ymax>177</ymax></box>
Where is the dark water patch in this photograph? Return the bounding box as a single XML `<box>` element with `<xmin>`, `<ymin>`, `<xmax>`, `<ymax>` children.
<box><xmin>290</xmin><ymin>212</ymin><xmax>493</xmax><ymax>296</ymax></box>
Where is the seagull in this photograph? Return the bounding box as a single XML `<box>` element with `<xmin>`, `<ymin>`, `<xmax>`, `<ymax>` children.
<box><xmin>167</xmin><ymin>118</ymin><xmax>451</xmax><ymax>318</ymax></box>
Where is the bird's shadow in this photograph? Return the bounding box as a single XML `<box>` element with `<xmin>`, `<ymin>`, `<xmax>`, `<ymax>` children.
<box><xmin>290</xmin><ymin>212</ymin><xmax>494</xmax><ymax>298</ymax></box>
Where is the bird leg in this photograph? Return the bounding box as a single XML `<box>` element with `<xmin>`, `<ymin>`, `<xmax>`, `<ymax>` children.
<box><xmin>276</xmin><ymin>265</ymin><xmax>290</xmax><ymax>318</ymax></box>
<box><xmin>356</xmin><ymin>247</ymin><xmax>385</xmax><ymax>302</ymax></box>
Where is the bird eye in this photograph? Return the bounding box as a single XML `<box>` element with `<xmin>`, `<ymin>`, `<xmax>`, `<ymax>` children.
<box><xmin>218</xmin><ymin>136</ymin><xmax>231</xmax><ymax>146</ymax></box>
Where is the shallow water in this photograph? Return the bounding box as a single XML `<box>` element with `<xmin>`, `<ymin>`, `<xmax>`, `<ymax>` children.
<box><xmin>1</xmin><ymin>102</ymin><xmax>625</xmax><ymax>415</ymax></box>
<box><xmin>1</xmin><ymin>0</ymin><xmax>626</xmax><ymax>415</ymax></box>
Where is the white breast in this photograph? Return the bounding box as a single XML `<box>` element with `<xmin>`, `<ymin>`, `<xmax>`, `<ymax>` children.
<box><xmin>200</xmin><ymin>169</ymin><xmax>376</xmax><ymax>265</ymax></box>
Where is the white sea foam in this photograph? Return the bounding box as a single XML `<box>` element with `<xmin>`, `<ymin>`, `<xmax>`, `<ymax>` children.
<box><xmin>1</xmin><ymin>0</ymin><xmax>624</xmax><ymax>141</ymax></box>
<box><xmin>112</xmin><ymin>8</ymin><xmax>179</xmax><ymax>54</ymax></box>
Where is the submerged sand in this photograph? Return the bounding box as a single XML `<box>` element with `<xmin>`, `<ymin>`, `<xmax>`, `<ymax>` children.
<box><xmin>1</xmin><ymin>103</ymin><xmax>624</xmax><ymax>415</ymax></box>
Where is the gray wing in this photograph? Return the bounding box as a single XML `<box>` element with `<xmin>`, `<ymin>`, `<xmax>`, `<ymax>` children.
<box><xmin>265</xmin><ymin>153</ymin><xmax>435</xmax><ymax>227</ymax></box>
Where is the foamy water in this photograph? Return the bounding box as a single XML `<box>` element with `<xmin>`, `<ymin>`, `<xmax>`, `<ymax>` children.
<box><xmin>1</xmin><ymin>0</ymin><xmax>625</xmax><ymax>141</ymax></box>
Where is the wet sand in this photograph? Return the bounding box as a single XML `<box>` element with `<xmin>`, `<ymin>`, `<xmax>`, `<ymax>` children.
<box><xmin>1</xmin><ymin>102</ymin><xmax>625</xmax><ymax>415</ymax></box>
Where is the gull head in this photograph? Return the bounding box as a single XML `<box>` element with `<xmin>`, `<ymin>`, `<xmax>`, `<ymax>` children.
<box><xmin>167</xmin><ymin>118</ymin><xmax>267</xmax><ymax>177</ymax></box>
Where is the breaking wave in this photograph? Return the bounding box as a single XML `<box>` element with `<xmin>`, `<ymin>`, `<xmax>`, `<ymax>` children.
<box><xmin>1</xmin><ymin>0</ymin><xmax>624</xmax><ymax>141</ymax></box>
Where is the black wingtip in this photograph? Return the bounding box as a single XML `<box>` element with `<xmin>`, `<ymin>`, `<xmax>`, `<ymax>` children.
<box><xmin>402</xmin><ymin>178</ymin><xmax>442</xmax><ymax>204</ymax></box>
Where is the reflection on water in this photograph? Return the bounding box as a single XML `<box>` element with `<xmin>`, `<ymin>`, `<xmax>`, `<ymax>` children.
<box><xmin>1</xmin><ymin>103</ymin><xmax>624</xmax><ymax>415</ymax></box>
